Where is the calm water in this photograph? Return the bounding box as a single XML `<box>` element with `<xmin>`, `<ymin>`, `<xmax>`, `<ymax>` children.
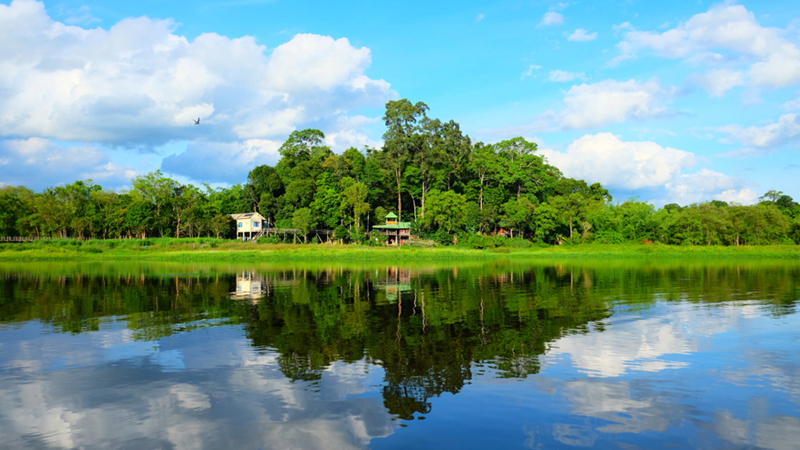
<box><xmin>1</xmin><ymin>260</ymin><xmax>799</xmax><ymax>449</ymax></box>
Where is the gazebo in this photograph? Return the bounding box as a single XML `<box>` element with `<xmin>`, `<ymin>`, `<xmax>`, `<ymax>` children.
<box><xmin>371</xmin><ymin>212</ymin><xmax>411</xmax><ymax>246</ymax></box>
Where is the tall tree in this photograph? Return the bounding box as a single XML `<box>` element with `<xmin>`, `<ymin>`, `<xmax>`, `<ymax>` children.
<box><xmin>382</xmin><ymin>99</ymin><xmax>429</xmax><ymax>222</ymax></box>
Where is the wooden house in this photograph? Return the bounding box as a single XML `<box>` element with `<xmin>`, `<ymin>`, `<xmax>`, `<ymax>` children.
<box><xmin>229</xmin><ymin>212</ymin><xmax>267</xmax><ymax>240</ymax></box>
<box><xmin>371</xmin><ymin>212</ymin><xmax>411</xmax><ymax>246</ymax></box>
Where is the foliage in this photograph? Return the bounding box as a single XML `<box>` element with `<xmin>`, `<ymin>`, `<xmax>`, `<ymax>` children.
<box><xmin>0</xmin><ymin>99</ymin><xmax>797</xmax><ymax>249</ymax></box>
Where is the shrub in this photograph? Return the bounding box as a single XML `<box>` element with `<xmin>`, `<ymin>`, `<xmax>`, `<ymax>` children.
<box><xmin>591</xmin><ymin>230</ymin><xmax>626</xmax><ymax>244</ymax></box>
<box><xmin>501</xmin><ymin>237</ymin><xmax>532</xmax><ymax>249</ymax></box>
<box><xmin>257</xmin><ymin>235</ymin><xmax>281</xmax><ymax>244</ymax></box>
<box><xmin>333</xmin><ymin>225</ymin><xmax>350</xmax><ymax>243</ymax></box>
<box><xmin>432</xmin><ymin>228</ymin><xmax>453</xmax><ymax>246</ymax></box>
<box><xmin>459</xmin><ymin>233</ymin><xmax>496</xmax><ymax>249</ymax></box>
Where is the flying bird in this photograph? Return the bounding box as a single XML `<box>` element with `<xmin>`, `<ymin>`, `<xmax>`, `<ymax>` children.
<box><xmin>193</xmin><ymin>118</ymin><xmax>200</xmax><ymax>125</ymax></box>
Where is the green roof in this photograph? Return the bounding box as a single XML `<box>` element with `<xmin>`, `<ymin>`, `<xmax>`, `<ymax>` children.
<box><xmin>373</xmin><ymin>222</ymin><xmax>411</xmax><ymax>230</ymax></box>
<box><xmin>385</xmin><ymin>212</ymin><xmax>398</xmax><ymax>219</ymax></box>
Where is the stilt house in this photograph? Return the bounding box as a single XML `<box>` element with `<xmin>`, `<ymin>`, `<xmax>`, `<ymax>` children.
<box><xmin>229</xmin><ymin>212</ymin><xmax>267</xmax><ymax>240</ymax></box>
<box><xmin>371</xmin><ymin>212</ymin><xmax>411</xmax><ymax>246</ymax></box>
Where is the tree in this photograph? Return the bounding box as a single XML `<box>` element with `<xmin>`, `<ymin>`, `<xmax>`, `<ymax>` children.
<box><xmin>501</xmin><ymin>197</ymin><xmax>536</xmax><ymax>238</ymax></box>
<box><xmin>292</xmin><ymin>207</ymin><xmax>315</xmax><ymax>243</ymax></box>
<box><xmin>382</xmin><ymin>99</ymin><xmax>429</xmax><ymax>222</ymax></box>
<box><xmin>210</xmin><ymin>214</ymin><xmax>233</xmax><ymax>239</ymax></box>
<box><xmin>341</xmin><ymin>178</ymin><xmax>370</xmax><ymax>231</ymax></box>
<box><xmin>131</xmin><ymin>171</ymin><xmax>180</xmax><ymax>237</ymax></box>
<box><xmin>423</xmin><ymin>190</ymin><xmax>468</xmax><ymax>233</ymax></box>
<box><xmin>246</xmin><ymin>165</ymin><xmax>284</xmax><ymax>213</ymax></box>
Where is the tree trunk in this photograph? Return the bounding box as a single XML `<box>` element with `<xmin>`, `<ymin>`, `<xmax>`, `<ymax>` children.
<box><xmin>395</xmin><ymin>167</ymin><xmax>402</xmax><ymax>222</ymax></box>
<box><xmin>421</xmin><ymin>179</ymin><xmax>426</xmax><ymax>219</ymax></box>
<box><xmin>479</xmin><ymin>175</ymin><xmax>485</xmax><ymax>211</ymax></box>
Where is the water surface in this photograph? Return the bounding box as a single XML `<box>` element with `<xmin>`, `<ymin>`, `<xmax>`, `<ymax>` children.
<box><xmin>1</xmin><ymin>260</ymin><xmax>799</xmax><ymax>449</ymax></box>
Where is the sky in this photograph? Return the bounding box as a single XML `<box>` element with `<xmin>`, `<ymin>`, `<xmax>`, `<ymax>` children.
<box><xmin>1</xmin><ymin>0</ymin><xmax>799</xmax><ymax>206</ymax></box>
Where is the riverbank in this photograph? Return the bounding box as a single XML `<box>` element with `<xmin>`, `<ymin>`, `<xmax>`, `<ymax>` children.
<box><xmin>0</xmin><ymin>239</ymin><xmax>799</xmax><ymax>261</ymax></box>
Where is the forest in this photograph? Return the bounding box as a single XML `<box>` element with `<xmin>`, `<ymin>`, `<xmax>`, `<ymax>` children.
<box><xmin>1</xmin><ymin>99</ymin><xmax>798</xmax><ymax>247</ymax></box>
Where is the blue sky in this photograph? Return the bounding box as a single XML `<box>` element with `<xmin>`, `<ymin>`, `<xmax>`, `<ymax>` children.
<box><xmin>1</xmin><ymin>0</ymin><xmax>799</xmax><ymax>205</ymax></box>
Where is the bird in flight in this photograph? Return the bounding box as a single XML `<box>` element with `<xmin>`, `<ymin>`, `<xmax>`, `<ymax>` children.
<box><xmin>193</xmin><ymin>118</ymin><xmax>200</xmax><ymax>125</ymax></box>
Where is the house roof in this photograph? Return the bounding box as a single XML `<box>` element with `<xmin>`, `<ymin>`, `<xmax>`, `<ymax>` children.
<box><xmin>373</xmin><ymin>222</ymin><xmax>412</xmax><ymax>230</ymax></box>
<box><xmin>384</xmin><ymin>212</ymin><xmax>398</xmax><ymax>219</ymax></box>
<box><xmin>229</xmin><ymin>212</ymin><xmax>266</xmax><ymax>221</ymax></box>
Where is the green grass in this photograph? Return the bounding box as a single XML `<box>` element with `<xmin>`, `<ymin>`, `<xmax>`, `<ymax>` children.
<box><xmin>0</xmin><ymin>238</ymin><xmax>798</xmax><ymax>261</ymax></box>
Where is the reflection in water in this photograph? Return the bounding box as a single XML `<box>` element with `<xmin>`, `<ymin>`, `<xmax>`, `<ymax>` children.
<box><xmin>0</xmin><ymin>262</ymin><xmax>798</xmax><ymax>449</ymax></box>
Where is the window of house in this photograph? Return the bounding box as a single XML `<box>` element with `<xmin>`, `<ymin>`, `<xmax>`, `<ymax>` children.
<box><xmin>238</xmin><ymin>222</ymin><xmax>243</xmax><ymax>228</ymax></box>
<box><xmin>254</xmin><ymin>222</ymin><xmax>260</xmax><ymax>227</ymax></box>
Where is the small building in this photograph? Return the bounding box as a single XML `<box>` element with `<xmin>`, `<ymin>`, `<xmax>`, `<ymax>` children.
<box><xmin>229</xmin><ymin>212</ymin><xmax>266</xmax><ymax>240</ymax></box>
<box><xmin>372</xmin><ymin>212</ymin><xmax>411</xmax><ymax>246</ymax></box>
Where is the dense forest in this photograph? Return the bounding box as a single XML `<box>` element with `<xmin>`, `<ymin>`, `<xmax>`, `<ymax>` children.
<box><xmin>1</xmin><ymin>99</ymin><xmax>798</xmax><ymax>246</ymax></box>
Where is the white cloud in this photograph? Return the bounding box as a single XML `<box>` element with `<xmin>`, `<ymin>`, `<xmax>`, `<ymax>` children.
<box><xmin>0</xmin><ymin>138</ymin><xmax>137</xmax><ymax>189</ymax></box>
<box><xmin>0</xmin><ymin>0</ymin><xmax>395</xmax><ymax>147</ymax></box>
<box><xmin>521</xmin><ymin>64</ymin><xmax>543</xmax><ymax>79</ymax></box>
<box><xmin>539</xmin><ymin>12</ymin><xmax>564</xmax><ymax>27</ymax></box>
<box><xmin>715</xmin><ymin>188</ymin><xmax>758</xmax><ymax>205</ymax></box>
<box><xmin>539</xmin><ymin>133</ymin><xmax>754</xmax><ymax>205</ymax></box>
<box><xmin>783</xmin><ymin>94</ymin><xmax>800</xmax><ymax>111</ymax></box>
<box><xmin>475</xmin><ymin>13</ymin><xmax>485</xmax><ymax>23</ymax></box>
<box><xmin>715</xmin><ymin>113</ymin><xmax>800</xmax><ymax>155</ymax></box>
<box><xmin>539</xmin><ymin>133</ymin><xmax>698</xmax><ymax>190</ymax></box>
<box><xmin>613</xmin><ymin>4</ymin><xmax>800</xmax><ymax>89</ymax></box>
<box><xmin>687</xmin><ymin>69</ymin><xmax>745</xmax><ymax>97</ymax></box>
<box><xmin>664</xmin><ymin>169</ymin><xmax>753</xmax><ymax>205</ymax></box>
<box><xmin>560</xmin><ymin>79</ymin><xmax>673</xmax><ymax>129</ymax></box>
<box><xmin>567</xmin><ymin>29</ymin><xmax>597</xmax><ymax>42</ymax></box>
<box><xmin>548</xmin><ymin>70</ymin><xmax>586</xmax><ymax>82</ymax></box>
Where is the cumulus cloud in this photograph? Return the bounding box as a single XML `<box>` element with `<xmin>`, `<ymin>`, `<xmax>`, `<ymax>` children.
<box><xmin>664</xmin><ymin>169</ymin><xmax>753</xmax><ymax>205</ymax></box>
<box><xmin>539</xmin><ymin>133</ymin><xmax>698</xmax><ymax>190</ymax></box>
<box><xmin>612</xmin><ymin>4</ymin><xmax>800</xmax><ymax>89</ymax></box>
<box><xmin>715</xmin><ymin>113</ymin><xmax>800</xmax><ymax>156</ymax></box>
<box><xmin>0</xmin><ymin>0</ymin><xmax>394</xmax><ymax>147</ymax></box>
<box><xmin>686</xmin><ymin>69</ymin><xmax>745</xmax><ymax>97</ymax></box>
<box><xmin>0</xmin><ymin>138</ymin><xmax>136</xmax><ymax>189</ymax></box>
<box><xmin>567</xmin><ymin>29</ymin><xmax>597</xmax><ymax>42</ymax></box>
<box><xmin>548</xmin><ymin>70</ymin><xmax>586</xmax><ymax>82</ymax></box>
<box><xmin>539</xmin><ymin>133</ymin><xmax>754</xmax><ymax>205</ymax></box>
<box><xmin>560</xmin><ymin>79</ymin><xmax>674</xmax><ymax>129</ymax></box>
<box><xmin>539</xmin><ymin>12</ymin><xmax>564</xmax><ymax>27</ymax></box>
<box><xmin>478</xmin><ymin>79</ymin><xmax>676</xmax><ymax>137</ymax></box>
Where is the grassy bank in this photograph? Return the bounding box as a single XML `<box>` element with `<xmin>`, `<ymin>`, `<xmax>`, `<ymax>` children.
<box><xmin>0</xmin><ymin>238</ymin><xmax>799</xmax><ymax>261</ymax></box>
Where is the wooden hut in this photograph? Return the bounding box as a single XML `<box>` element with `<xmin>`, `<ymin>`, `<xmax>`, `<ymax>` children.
<box><xmin>371</xmin><ymin>212</ymin><xmax>411</xmax><ymax>246</ymax></box>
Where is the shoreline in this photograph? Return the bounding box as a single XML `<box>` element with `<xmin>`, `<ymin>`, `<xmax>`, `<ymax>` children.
<box><xmin>1</xmin><ymin>242</ymin><xmax>799</xmax><ymax>261</ymax></box>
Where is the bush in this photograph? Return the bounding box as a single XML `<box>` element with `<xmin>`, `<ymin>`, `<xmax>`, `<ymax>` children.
<box><xmin>432</xmin><ymin>228</ymin><xmax>453</xmax><ymax>246</ymax></box>
<box><xmin>311</xmin><ymin>236</ymin><xmax>319</xmax><ymax>244</ymax></box>
<box><xmin>459</xmin><ymin>233</ymin><xmax>497</xmax><ymax>249</ymax></box>
<box><xmin>333</xmin><ymin>225</ymin><xmax>350</xmax><ymax>243</ymax></box>
<box><xmin>366</xmin><ymin>233</ymin><xmax>388</xmax><ymax>246</ymax></box>
<box><xmin>257</xmin><ymin>235</ymin><xmax>281</xmax><ymax>244</ymax></box>
<box><xmin>591</xmin><ymin>230</ymin><xmax>626</xmax><ymax>244</ymax></box>
<box><xmin>501</xmin><ymin>237</ymin><xmax>532</xmax><ymax>249</ymax></box>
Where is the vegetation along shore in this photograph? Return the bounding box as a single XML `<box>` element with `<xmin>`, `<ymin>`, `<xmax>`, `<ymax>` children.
<box><xmin>1</xmin><ymin>238</ymin><xmax>799</xmax><ymax>261</ymax></box>
<box><xmin>1</xmin><ymin>100</ymin><xmax>798</xmax><ymax>249</ymax></box>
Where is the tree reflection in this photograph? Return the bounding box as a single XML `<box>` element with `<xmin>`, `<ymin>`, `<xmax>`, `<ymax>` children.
<box><xmin>1</xmin><ymin>262</ymin><xmax>798</xmax><ymax>419</ymax></box>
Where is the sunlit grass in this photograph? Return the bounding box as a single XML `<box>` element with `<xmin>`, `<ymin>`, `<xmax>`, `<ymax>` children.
<box><xmin>0</xmin><ymin>239</ymin><xmax>798</xmax><ymax>261</ymax></box>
